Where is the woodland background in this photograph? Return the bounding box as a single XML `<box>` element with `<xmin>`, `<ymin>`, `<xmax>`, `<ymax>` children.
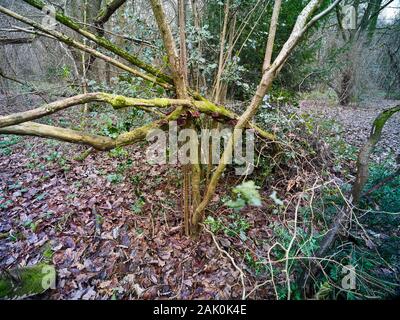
<box><xmin>0</xmin><ymin>0</ymin><xmax>399</xmax><ymax>300</ymax></box>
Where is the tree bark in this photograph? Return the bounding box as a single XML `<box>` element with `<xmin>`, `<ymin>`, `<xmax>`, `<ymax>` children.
<box><xmin>262</xmin><ymin>0</ymin><xmax>282</xmax><ymax>73</ymax></box>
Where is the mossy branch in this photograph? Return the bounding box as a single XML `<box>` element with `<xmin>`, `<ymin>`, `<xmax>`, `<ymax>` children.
<box><xmin>0</xmin><ymin>92</ymin><xmax>276</xmax><ymax>141</ymax></box>
<box><xmin>352</xmin><ymin>104</ymin><xmax>400</xmax><ymax>204</ymax></box>
<box><xmin>0</xmin><ymin>6</ymin><xmax>171</xmax><ymax>90</ymax></box>
<box><xmin>0</xmin><ymin>93</ymin><xmax>189</xmax><ymax>128</ymax></box>
<box><xmin>9</xmin><ymin>2</ymin><xmax>272</xmax><ymax>142</ymax></box>
<box><xmin>0</xmin><ymin>98</ymin><xmax>185</xmax><ymax>151</ymax></box>
<box><xmin>22</xmin><ymin>0</ymin><xmax>173</xmax><ymax>85</ymax></box>
<box><xmin>0</xmin><ymin>264</ymin><xmax>55</xmax><ymax>299</ymax></box>
<box><xmin>0</xmin><ymin>122</ymin><xmax>117</xmax><ymax>150</ymax></box>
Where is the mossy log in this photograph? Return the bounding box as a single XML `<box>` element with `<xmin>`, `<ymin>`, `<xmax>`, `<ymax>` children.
<box><xmin>0</xmin><ymin>264</ymin><xmax>56</xmax><ymax>299</ymax></box>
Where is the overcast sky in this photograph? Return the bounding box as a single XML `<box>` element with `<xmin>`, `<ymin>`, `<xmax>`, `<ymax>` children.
<box><xmin>380</xmin><ymin>0</ymin><xmax>400</xmax><ymax>22</ymax></box>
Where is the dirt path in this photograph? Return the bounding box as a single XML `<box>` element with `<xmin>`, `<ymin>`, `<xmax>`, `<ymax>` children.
<box><xmin>299</xmin><ymin>99</ymin><xmax>400</xmax><ymax>159</ymax></box>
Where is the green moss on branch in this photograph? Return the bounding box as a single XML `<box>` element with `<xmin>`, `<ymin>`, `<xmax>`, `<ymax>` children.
<box><xmin>0</xmin><ymin>264</ymin><xmax>55</xmax><ymax>299</ymax></box>
<box><xmin>23</xmin><ymin>0</ymin><xmax>173</xmax><ymax>85</ymax></box>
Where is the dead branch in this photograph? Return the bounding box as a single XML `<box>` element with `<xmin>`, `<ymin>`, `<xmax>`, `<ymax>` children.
<box><xmin>0</xmin><ymin>121</ymin><xmax>116</xmax><ymax>150</ymax></box>
<box><xmin>0</xmin><ymin>5</ymin><xmax>171</xmax><ymax>90</ymax></box>
<box><xmin>0</xmin><ymin>37</ymin><xmax>33</xmax><ymax>45</ymax></box>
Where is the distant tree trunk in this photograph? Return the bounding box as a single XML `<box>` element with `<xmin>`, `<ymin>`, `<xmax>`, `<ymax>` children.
<box><xmin>66</xmin><ymin>0</ymin><xmax>102</xmax><ymax>80</ymax></box>
<box><xmin>212</xmin><ymin>0</ymin><xmax>230</xmax><ymax>103</ymax></box>
<box><xmin>190</xmin><ymin>0</ymin><xmax>205</xmax><ymax>92</ymax></box>
<box><xmin>219</xmin><ymin>12</ymin><xmax>236</xmax><ymax>105</ymax></box>
<box><xmin>339</xmin><ymin>68</ymin><xmax>352</xmax><ymax>105</ymax></box>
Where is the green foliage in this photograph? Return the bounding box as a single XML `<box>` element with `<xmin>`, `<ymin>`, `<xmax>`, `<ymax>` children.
<box><xmin>131</xmin><ymin>197</ymin><xmax>145</xmax><ymax>214</ymax></box>
<box><xmin>101</xmin><ymin>109</ymin><xmax>147</xmax><ymax>139</ymax></box>
<box><xmin>45</xmin><ymin>151</ymin><xmax>61</xmax><ymax>162</ymax></box>
<box><xmin>299</xmin><ymin>89</ymin><xmax>338</xmax><ymax>103</ymax></box>
<box><xmin>271</xmin><ymin>221</ymin><xmax>321</xmax><ymax>261</ymax></box>
<box><xmin>130</xmin><ymin>173</ymin><xmax>143</xmax><ymax>185</ymax></box>
<box><xmin>202</xmin><ymin>0</ymin><xmax>323</xmax><ymax>97</ymax></box>
<box><xmin>291</xmin><ymin>163</ymin><xmax>400</xmax><ymax>299</ymax></box>
<box><xmin>225</xmin><ymin>180</ymin><xmax>262</xmax><ymax>210</ymax></box>
<box><xmin>204</xmin><ymin>216</ymin><xmax>224</xmax><ymax>233</ymax></box>
<box><xmin>301</xmin><ymin>114</ymin><xmax>358</xmax><ymax>171</ymax></box>
<box><xmin>106</xmin><ymin>173</ymin><xmax>124</xmax><ymax>184</ymax></box>
<box><xmin>204</xmin><ymin>213</ymin><xmax>251</xmax><ymax>241</ymax></box>
<box><xmin>102</xmin><ymin>121</ymin><xmax>129</xmax><ymax>139</ymax></box>
<box><xmin>47</xmin><ymin>65</ymin><xmax>72</xmax><ymax>80</ymax></box>
<box><xmin>0</xmin><ymin>135</ymin><xmax>21</xmax><ymax>155</ymax></box>
<box><xmin>0</xmin><ymin>264</ymin><xmax>55</xmax><ymax>299</ymax></box>
<box><xmin>361</xmin><ymin>154</ymin><xmax>400</xmax><ymax>213</ymax></box>
<box><xmin>277</xmin><ymin>282</ymin><xmax>302</xmax><ymax>300</ymax></box>
<box><xmin>109</xmin><ymin>147</ymin><xmax>129</xmax><ymax>159</ymax></box>
<box><xmin>116</xmin><ymin>159</ymin><xmax>133</xmax><ymax>174</ymax></box>
<box><xmin>267</xmin><ymin>87</ymin><xmax>299</xmax><ymax>107</ymax></box>
<box><xmin>225</xmin><ymin>213</ymin><xmax>251</xmax><ymax>239</ymax></box>
<box><xmin>244</xmin><ymin>251</ymin><xmax>269</xmax><ymax>275</ymax></box>
<box><xmin>42</xmin><ymin>243</ymin><xmax>54</xmax><ymax>262</ymax></box>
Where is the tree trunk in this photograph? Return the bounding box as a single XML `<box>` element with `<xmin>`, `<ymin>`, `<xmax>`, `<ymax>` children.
<box><xmin>339</xmin><ymin>69</ymin><xmax>353</xmax><ymax>105</ymax></box>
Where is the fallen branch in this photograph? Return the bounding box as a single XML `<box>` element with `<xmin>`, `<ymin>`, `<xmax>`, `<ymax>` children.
<box><xmin>0</xmin><ymin>122</ymin><xmax>117</xmax><ymax>150</ymax></box>
<box><xmin>0</xmin><ymin>92</ymin><xmax>276</xmax><ymax>141</ymax></box>
<box><xmin>0</xmin><ymin>103</ymin><xmax>184</xmax><ymax>151</ymax></box>
<box><xmin>0</xmin><ymin>37</ymin><xmax>33</xmax><ymax>45</ymax></box>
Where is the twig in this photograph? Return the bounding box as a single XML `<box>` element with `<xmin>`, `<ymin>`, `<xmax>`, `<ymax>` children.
<box><xmin>201</xmin><ymin>224</ymin><xmax>246</xmax><ymax>300</ymax></box>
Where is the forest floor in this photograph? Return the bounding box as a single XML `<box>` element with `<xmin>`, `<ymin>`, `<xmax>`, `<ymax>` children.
<box><xmin>299</xmin><ymin>99</ymin><xmax>400</xmax><ymax>158</ymax></box>
<box><xmin>0</xmin><ymin>94</ymin><xmax>399</xmax><ymax>299</ymax></box>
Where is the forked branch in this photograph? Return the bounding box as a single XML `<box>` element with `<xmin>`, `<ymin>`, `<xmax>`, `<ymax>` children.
<box><xmin>191</xmin><ymin>0</ymin><xmax>343</xmax><ymax>232</ymax></box>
